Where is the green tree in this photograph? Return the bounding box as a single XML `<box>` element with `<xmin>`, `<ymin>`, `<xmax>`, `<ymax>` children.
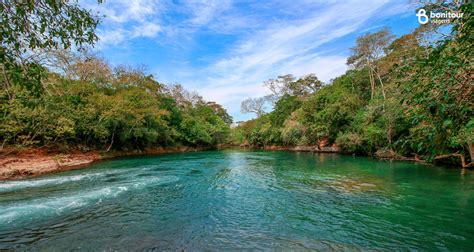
<box><xmin>347</xmin><ymin>28</ymin><xmax>395</xmax><ymax>101</ymax></box>
<box><xmin>1</xmin><ymin>0</ymin><xmax>101</xmax><ymax>97</ymax></box>
<box><xmin>402</xmin><ymin>3</ymin><xmax>473</xmax><ymax>165</ymax></box>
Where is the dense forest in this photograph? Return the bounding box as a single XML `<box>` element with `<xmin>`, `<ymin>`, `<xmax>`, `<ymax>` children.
<box><xmin>0</xmin><ymin>1</ymin><xmax>232</xmax><ymax>151</ymax></box>
<box><xmin>0</xmin><ymin>1</ymin><xmax>472</xmax><ymax>167</ymax></box>
<box><xmin>233</xmin><ymin>3</ymin><xmax>473</xmax><ymax>167</ymax></box>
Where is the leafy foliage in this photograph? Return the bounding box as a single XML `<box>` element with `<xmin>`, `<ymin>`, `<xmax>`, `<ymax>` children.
<box><xmin>0</xmin><ymin>2</ymin><xmax>231</xmax><ymax>151</ymax></box>
<box><xmin>234</xmin><ymin>2</ymin><xmax>473</xmax><ymax>166</ymax></box>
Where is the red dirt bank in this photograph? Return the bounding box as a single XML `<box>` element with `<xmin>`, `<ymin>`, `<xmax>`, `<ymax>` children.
<box><xmin>0</xmin><ymin>146</ymin><xmax>205</xmax><ymax>180</ymax></box>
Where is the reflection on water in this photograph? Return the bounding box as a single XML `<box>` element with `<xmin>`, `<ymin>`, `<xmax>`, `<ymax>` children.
<box><xmin>0</xmin><ymin>150</ymin><xmax>473</xmax><ymax>250</ymax></box>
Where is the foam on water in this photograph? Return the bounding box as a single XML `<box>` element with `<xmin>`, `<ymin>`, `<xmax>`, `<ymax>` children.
<box><xmin>0</xmin><ymin>174</ymin><xmax>179</xmax><ymax>225</ymax></box>
<box><xmin>0</xmin><ymin>186</ymin><xmax>127</xmax><ymax>225</ymax></box>
<box><xmin>0</xmin><ymin>174</ymin><xmax>95</xmax><ymax>192</ymax></box>
<box><xmin>0</xmin><ymin>168</ymin><xmax>138</xmax><ymax>192</ymax></box>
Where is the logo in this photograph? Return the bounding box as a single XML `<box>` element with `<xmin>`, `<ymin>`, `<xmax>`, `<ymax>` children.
<box><xmin>416</xmin><ymin>8</ymin><xmax>464</xmax><ymax>24</ymax></box>
<box><xmin>416</xmin><ymin>9</ymin><xmax>429</xmax><ymax>24</ymax></box>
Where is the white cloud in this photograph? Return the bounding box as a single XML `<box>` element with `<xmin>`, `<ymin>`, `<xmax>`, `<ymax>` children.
<box><xmin>82</xmin><ymin>0</ymin><xmax>162</xmax><ymax>24</ymax></box>
<box><xmin>284</xmin><ymin>55</ymin><xmax>348</xmax><ymax>82</ymax></box>
<box><xmin>182</xmin><ymin>0</ymin><xmax>394</xmax><ymax>119</ymax></box>
<box><xmin>80</xmin><ymin>0</ymin><xmax>165</xmax><ymax>47</ymax></box>
<box><xmin>133</xmin><ymin>22</ymin><xmax>162</xmax><ymax>38</ymax></box>
<box><xmin>184</xmin><ymin>0</ymin><xmax>232</xmax><ymax>26</ymax></box>
<box><xmin>96</xmin><ymin>28</ymin><xmax>127</xmax><ymax>46</ymax></box>
<box><xmin>81</xmin><ymin>0</ymin><xmax>413</xmax><ymax>120</ymax></box>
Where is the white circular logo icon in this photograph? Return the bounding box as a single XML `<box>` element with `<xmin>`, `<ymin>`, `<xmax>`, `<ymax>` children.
<box><xmin>416</xmin><ymin>9</ymin><xmax>429</xmax><ymax>24</ymax></box>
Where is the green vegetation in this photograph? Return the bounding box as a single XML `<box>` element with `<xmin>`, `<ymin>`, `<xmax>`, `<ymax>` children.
<box><xmin>235</xmin><ymin>3</ymin><xmax>473</xmax><ymax>167</ymax></box>
<box><xmin>0</xmin><ymin>1</ymin><xmax>472</xmax><ymax>168</ymax></box>
<box><xmin>0</xmin><ymin>0</ymin><xmax>231</xmax><ymax>151</ymax></box>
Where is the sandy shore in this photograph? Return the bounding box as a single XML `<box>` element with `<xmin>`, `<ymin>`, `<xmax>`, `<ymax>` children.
<box><xmin>0</xmin><ymin>146</ymin><xmax>206</xmax><ymax>180</ymax></box>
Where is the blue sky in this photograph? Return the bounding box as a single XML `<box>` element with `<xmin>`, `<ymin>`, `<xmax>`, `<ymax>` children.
<box><xmin>80</xmin><ymin>0</ymin><xmax>421</xmax><ymax>122</ymax></box>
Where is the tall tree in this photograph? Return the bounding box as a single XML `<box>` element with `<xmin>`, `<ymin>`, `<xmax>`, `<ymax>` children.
<box><xmin>263</xmin><ymin>74</ymin><xmax>322</xmax><ymax>98</ymax></box>
<box><xmin>289</xmin><ymin>74</ymin><xmax>323</xmax><ymax>96</ymax></box>
<box><xmin>241</xmin><ymin>97</ymin><xmax>267</xmax><ymax>117</ymax></box>
<box><xmin>165</xmin><ymin>84</ymin><xmax>204</xmax><ymax>108</ymax></box>
<box><xmin>263</xmin><ymin>74</ymin><xmax>296</xmax><ymax>97</ymax></box>
<box><xmin>347</xmin><ymin>28</ymin><xmax>395</xmax><ymax>101</ymax></box>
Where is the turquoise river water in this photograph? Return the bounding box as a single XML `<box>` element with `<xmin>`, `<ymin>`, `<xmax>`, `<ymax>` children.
<box><xmin>0</xmin><ymin>150</ymin><xmax>473</xmax><ymax>250</ymax></box>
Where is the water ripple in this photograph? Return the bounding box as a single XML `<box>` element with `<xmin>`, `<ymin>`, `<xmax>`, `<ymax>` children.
<box><xmin>0</xmin><ymin>150</ymin><xmax>473</xmax><ymax>250</ymax></box>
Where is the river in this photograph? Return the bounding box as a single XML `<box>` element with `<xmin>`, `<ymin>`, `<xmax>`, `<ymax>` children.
<box><xmin>1</xmin><ymin>150</ymin><xmax>473</xmax><ymax>250</ymax></box>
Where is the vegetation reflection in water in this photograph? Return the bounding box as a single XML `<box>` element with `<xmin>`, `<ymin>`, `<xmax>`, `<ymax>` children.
<box><xmin>0</xmin><ymin>150</ymin><xmax>473</xmax><ymax>250</ymax></box>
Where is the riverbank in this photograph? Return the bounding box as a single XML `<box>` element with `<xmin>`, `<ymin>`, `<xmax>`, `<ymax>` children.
<box><xmin>0</xmin><ymin>146</ymin><xmax>207</xmax><ymax>180</ymax></box>
<box><xmin>262</xmin><ymin>145</ymin><xmax>340</xmax><ymax>153</ymax></box>
<box><xmin>1</xmin><ymin>144</ymin><xmax>469</xmax><ymax>180</ymax></box>
<box><xmin>1</xmin><ymin>145</ymin><xmax>336</xmax><ymax>180</ymax></box>
<box><xmin>246</xmin><ymin>144</ymin><xmax>471</xmax><ymax>168</ymax></box>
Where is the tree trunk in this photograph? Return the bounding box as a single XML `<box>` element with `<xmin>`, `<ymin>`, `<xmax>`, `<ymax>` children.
<box><xmin>106</xmin><ymin>131</ymin><xmax>114</xmax><ymax>152</ymax></box>
<box><xmin>434</xmin><ymin>152</ymin><xmax>473</xmax><ymax>168</ymax></box>
<box><xmin>365</xmin><ymin>59</ymin><xmax>375</xmax><ymax>100</ymax></box>
<box><xmin>368</xmin><ymin>70</ymin><xmax>375</xmax><ymax>100</ymax></box>
<box><xmin>468</xmin><ymin>143</ymin><xmax>474</xmax><ymax>163</ymax></box>
<box><xmin>375</xmin><ymin>70</ymin><xmax>386</xmax><ymax>101</ymax></box>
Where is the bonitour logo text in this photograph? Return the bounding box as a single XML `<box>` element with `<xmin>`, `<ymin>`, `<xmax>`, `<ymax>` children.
<box><xmin>416</xmin><ymin>8</ymin><xmax>464</xmax><ymax>24</ymax></box>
